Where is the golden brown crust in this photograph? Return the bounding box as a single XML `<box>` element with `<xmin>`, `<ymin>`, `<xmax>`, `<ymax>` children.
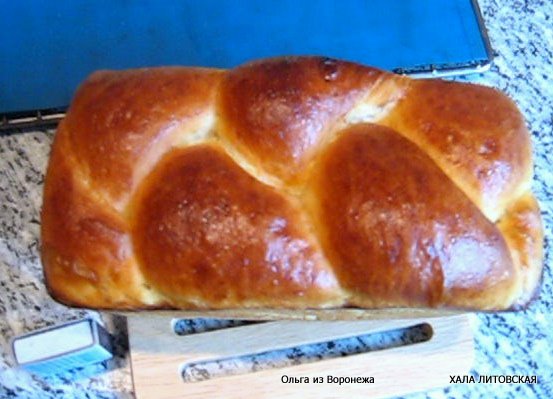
<box><xmin>40</xmin><ymin>56</ymin><xmax>543</xmax><ymax>312</ymax></box>
<box><xmin>380</xmin><ymin>79</ymin><xmax>532</xmax><ymax>221</ymax></box>
<box><xmin>130</xmin><ymin>144</ymin><xmax>343</xmax><ymax>308</ymax></box>
<box><xmin>308</xmin><ymin>124</ymin><xmax>517</xmax><ymax>310</ymax></box>
<box><xmin>218</xmin><ymin>57</ymin><xmax>382</xmax><ymax>182</ymax></box>
<box><xmin>497</xmin><ymin>193</ymin><xmax>544</xmax><ymax>308</ymax></box>
<box><xmin>41</xmin><ymin>123</ymin><xmax>144</xmax><ymax>308</ymax></box>
<box><xmin>65</xmin><ymin>67</ymin><xmax>223</xmax><ymax>207</ymax></box>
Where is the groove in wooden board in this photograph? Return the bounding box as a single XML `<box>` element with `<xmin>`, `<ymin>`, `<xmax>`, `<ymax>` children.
<box><xmin>128</xmin><ymin>314</ymin><xmax>473</xmax><ymax>399</ymax></box>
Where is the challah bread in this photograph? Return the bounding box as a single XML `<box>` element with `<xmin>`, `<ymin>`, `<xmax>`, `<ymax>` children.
<box><xmin>41</xmin><ymin>56</ymin><xmax>543</xmax><ymax>312</ymax></box>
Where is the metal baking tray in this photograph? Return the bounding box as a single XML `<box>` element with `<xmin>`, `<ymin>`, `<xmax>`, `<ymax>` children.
<box><xmin>1</xmin><ymin>0</ymin><xmax>492</xmax><ymax>131</ymax></box>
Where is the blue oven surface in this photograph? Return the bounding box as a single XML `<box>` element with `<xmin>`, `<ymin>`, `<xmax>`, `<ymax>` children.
<box><xmin>1</xmin><ymin>0</ymin><xmax>490</xmax><ymax>114</ymax></box>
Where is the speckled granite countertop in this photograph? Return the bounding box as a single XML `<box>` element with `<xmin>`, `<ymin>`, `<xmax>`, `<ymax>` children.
<box><xmin>1</xmin><ymin>0</ymin><xmax>552</xmax><ymax>397</ymax></box>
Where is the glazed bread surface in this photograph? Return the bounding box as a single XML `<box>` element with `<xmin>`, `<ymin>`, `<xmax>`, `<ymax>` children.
<box><xmin>41</xmin><ymin>57</ymin><xmax>543</xmax><ymax>312</ymax></box>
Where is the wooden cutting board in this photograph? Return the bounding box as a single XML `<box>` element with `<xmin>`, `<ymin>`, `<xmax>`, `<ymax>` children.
<box><xmin>127</xmin><ymin>314</ymin><xmax>473</xmax><ymax>399</ymax></box>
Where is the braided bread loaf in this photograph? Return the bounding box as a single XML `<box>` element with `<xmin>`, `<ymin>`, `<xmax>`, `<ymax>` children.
<box><xmin>41</xmin><ymin>57</ymin><xmax>543</xmax><ymax>313</ymax></box>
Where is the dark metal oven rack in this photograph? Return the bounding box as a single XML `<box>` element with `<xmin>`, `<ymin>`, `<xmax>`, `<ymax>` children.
<box><xmin>0</xmin><ymin>108</ymin><xmax>66</xmax><ymax>133</ymax></box>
